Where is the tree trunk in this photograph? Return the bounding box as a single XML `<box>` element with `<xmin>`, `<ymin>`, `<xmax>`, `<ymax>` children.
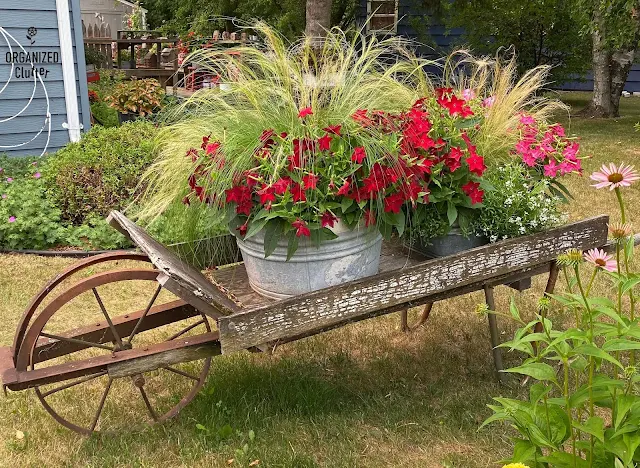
<box><xmin>609</xmin><ymin>9</ymin><xmax>640</xmax><ymax>116</ymax></box>
<box><xmin>610</xmin><ymin>48</ymin><xmax>636</xmax><ymax>116</ymax></box>
<box><xmin>305</xmin><ymin>0</ymin><xmax>333</xmax><ymax>38</ymax></box>
<box><xmin>583</xmin><ymin>10</ymin><xmax>614</xmax><ymax>118</ymax></box>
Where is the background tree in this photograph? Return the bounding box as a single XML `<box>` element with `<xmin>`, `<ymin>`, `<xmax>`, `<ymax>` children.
<box><xmin>574</xmin><ymin>0</ymin><xmax>640</xmax><ymax>117</ymax></box>
<box><xmin>434</xmin><ymin>0</ymin><xmax>591</xmax><ymax>86</ymax></box>
<box><xmin>142</xmin><ymin>0</ymin><xmax>355</xmax><ymax>40</ymax></box>
<box><xmin>305</xmin><ymin>0</ymin><xmax>333</xmax><ymax>37</ymax></box>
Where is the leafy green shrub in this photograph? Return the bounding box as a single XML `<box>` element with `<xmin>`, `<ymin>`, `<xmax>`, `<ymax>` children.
<box><xmin>44</xmin><ymin>121</ymin><xmax>158</xmax><ymax>224</ymax></box>
<box><xmin>90</xmin><ymin>101</ymin><xmax>119</xmax><ymax>127</ymax></box>
<box><xmin>66</xmin><ymin>216</ymin><xmax>131</xmax><ymax>250</ymax></box>
<box><xmin>0</xmin><ymin>173</ymin><xmax>67</xmax><ymax>249</ymax></box>
<box><xmin>473</xmin><ymin>163</ymin><xmax>566</xmax><ymax>242</ymax></box>
<box><xmin>0</xmin><ymin>154</ymin><xmax>44</xmax><ymax>178</ymax></box>
<box><xmin>88</xmin><ymin>69</ymin><xmax>126</xmax><ymax>99</ymax></box>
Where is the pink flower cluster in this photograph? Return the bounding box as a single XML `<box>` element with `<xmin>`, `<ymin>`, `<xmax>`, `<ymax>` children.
<box><xmin>512</xmin><ymin>114</ymin><xmax>582</xmax><ymax>178</ymax></box>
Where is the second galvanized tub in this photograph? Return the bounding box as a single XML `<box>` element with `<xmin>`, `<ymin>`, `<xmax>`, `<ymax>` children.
<box><xmin>237</xmin><ymin>222</ymin><xmax>383</xmax><ymax>299</ymax></box>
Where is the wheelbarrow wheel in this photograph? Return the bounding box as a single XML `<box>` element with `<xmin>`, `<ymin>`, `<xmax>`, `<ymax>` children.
<box><xmin>14</xmin><ymin>267</ymin><xmax>212</xmax><ymax>435</ymax></box>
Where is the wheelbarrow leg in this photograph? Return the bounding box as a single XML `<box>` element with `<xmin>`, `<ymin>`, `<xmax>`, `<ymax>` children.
<box><xmin>400</xmin><ymin>303</ymin><xmax>434</xmax><ymax>332</ymax></box>
<box><xmin>483</xmin><ymin>285</ymin><xmax>507</xmax><ymax>384</ymax></box>
<box><xmin>534</xmin><ymin>261</ymin><xmax>560</xmax><ymax>334</ymax></box>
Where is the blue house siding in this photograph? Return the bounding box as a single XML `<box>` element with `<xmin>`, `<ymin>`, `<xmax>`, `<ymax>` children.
<box><xmin>358</xmin><ymin>0</ymin><xmax>640</xmax><ymax>93</ymax></box>
<box><xmin>0</xmin><ymin>0</ymin><xmax>90</xmax><ymax>157</ymax></box>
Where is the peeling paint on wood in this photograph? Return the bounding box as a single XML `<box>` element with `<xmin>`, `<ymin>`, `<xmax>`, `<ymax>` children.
<box><xmin>217</xmin><ymin>216</ymin><xmax>609</xmax><ymax>353</ymax></box>
<box><xmin>107</xmin><ymin>211</ymin><xmax>241</xmax><ymax>317</ymax></box>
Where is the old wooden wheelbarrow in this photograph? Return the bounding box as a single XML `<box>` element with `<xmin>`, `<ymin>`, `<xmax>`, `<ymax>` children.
<box><xmin>0</xmin><ymin>212</ymin><xmax>628</xmax><ymax>435</ymax></box>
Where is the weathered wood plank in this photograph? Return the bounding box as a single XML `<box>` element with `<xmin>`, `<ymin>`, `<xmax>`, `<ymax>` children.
<box><xmin>218</xmin><ymin>216</ymin><xmax>609</xmax><ymax>353</ymax></box>
<box><xmin>108</xmin><ymin>340</ymin><xmax>220</xmax><ymax>378</ymax></box>
<box><xmin>107</xmin><ymin>211</ymin><xmax>241</xmax><ymax>317</ymax></box>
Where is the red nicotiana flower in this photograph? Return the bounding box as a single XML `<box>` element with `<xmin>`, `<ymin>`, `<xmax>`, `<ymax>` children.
<box><xmin>237</xmin><ymin>223</ymin><xmax>248</xmax><ymax>237</ymax></box>
<box><xmin>383</xmin><ymin>191</ymin><xmax>405</xmax><ymax>213</ymax></box>
<box><xmin>288</xmin><ymin>152</ymin><xmax>303</xmax><ymax>171</ymax></box>
<box><xmin>351</xmin><ymin>147</ymin><xmax>366</xmax><ymax>164</ymax></box>
<box><xmin>362</xmin><ymin>163</ymin><xmax>390</xmax><ymax>194</ymax></box>
<box><xmin>323</xmin><ymin>125</ymin><xmax>342</xmax><ymax>136</ymax></box>
<box><xmin>291</xmin><ymin>182</ymin><xmax>307</xmax><ymax>202</ymax></box>
<box><xmin>302</xmin><ymin>173</ymin><xmax>319</xmax><ymax>190</ymax></box>
<box><xmin>352</xmin><ymin>109</ymin><xmax>373</xmax><ymax>126</ymax></box>
<box><xmin>461</xmin><ymin>181</ymin><xmax>484</xmax><ymax>204</ymax></box>
<box><xmin>298</xmin><ymin>107</ymin><xmax>313</xmax><ymax>119</ymax></box>
<box><xmin>402</xmin><ymin>179</ymin><xmax>423</xmax><ymax>202</ymax></box>
<box><xmin>292</xmin><ymin>218</ymin><xmax>311</xmax><ymax>237</ymax></box>
<box><xmin>182</xmin><ymin>195</ymin><xmax>191</xmax><ymax>205</ymax></box>
<box><xmin>466</xmin><ymin>153</ymin><xmax>486</xmax><ymax>176</ymax></box>
<box><xmin>318</xmin><ymin>133</ymin><xmax>332</xmax><ymax>151</ymax></box>
<box><xmin>206</xmin><ymin>141</ymin><xmax>221</xmax><ymax>155</ymax></box>
<box><xmin>336</xmin><ymin>179</ymin><xmax>350</xmax><ymax>196</ymax></box>
<box><xmin>186</xmin><ymin>148</ymin><xmax>198</xmax><ymax>162</ymax></box>
<box><xmin>321</xmin><ymin>211</ymin><xmax>337</xmax><ymax>228</ymax></box>
<box><xmin>201</xmin><ymin>134</ymin><xmax>211</xmax><ymax>150</ymax></box>
<box><xmin>437</xmin><ymin>94</ymin><xmax>474</xmax><ymax>118</ymax></box>
<box><xmin>273</xmin><ymin>177</ymin><xmax>292</xmax><ymax>195</ymax></box>
<box><xmin>257</xmin><ymin>184</ymin><xmax>276</xmax><ymax>204</ymax></box>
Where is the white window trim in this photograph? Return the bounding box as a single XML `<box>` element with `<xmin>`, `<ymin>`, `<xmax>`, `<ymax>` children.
<box><xmin>366</xmin><ymin>0</ymin><xmax>399</xmax><ymax>34</ymax></box>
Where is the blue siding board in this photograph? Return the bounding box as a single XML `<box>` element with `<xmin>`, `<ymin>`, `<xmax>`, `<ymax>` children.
<box><xmin>0</xmin><ymin>0</ymin><xmax>90</xmax><ymax>157</ymax></box>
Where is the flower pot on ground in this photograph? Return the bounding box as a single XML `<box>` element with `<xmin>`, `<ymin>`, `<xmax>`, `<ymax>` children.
<box><xmin>238</xmin><ymin>222</ymin><xmax>382</xmax><ymax>299</ymax></box>
<box><xmin>117</xmin><ymin>112</ymin><xmax>138</xmax><ymax>124</ymax></box>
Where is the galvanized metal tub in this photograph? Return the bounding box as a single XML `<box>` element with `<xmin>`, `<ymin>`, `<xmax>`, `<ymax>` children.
<box><xmin>405</xmin><ymin>227</ymin><xmax>488</xmax><ymax>259</ymax></box>
<box><xmin>237</xmin><ymin>223</ymin><xmax>383</xmax><ymax>299</ymax></box>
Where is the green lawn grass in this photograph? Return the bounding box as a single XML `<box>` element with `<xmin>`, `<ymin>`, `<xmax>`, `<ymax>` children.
<box><xmin>0</xmin><ymin>92</ymin><xmax>639</xmax><ymax>467</ymax></box>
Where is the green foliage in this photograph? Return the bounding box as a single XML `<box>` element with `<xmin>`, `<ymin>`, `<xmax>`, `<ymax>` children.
<box><xmin>44</xmin><ymin>121</ymin><xmax>158</xmax><ymax>224</ymax></box>
<box><xmin>105</xmin><ymin>79</ymin><xmax>164</xmax><ymax>116</ymax></box>
<box><xmin>90</xmin><ymin>101</ymin><xmax>119</xmax><ymax>127</ymax></box>
<box><xmin>473</xmin><ymin>163</ymin><xmax>565</xmax><ymax>242</ymax></box>
<box><xmin>0</xmin><ymin>173</ymin><xmax>67</xmax><ymax>250</ymax></box>
<box><xmin>84</xmin><ymin>47</ymin><xmax>108</xmax><ymax>68</ymax></box>
<box><xmin>88</xmin><ymin>69</ymin><xmax>127</xmax><ymax>100</ymax></box>
<box><xmin>143</xmin><ymin>0</ymin><xmax>356</xmax><ymax>40</ymax></box>
<box><xmin>439</xmin><ymin>0</ymin><xmax>590</xmax><ymax>84</ymax></box>
<box><xmin>483</xmin><ymin>181</ymin><xmax>640</xmax><ymax>467</ymax></box>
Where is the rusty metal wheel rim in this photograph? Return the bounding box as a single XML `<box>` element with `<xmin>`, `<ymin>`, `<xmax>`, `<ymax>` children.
<box><xmin>13</xmin><ymin>251</ymin><xmax>152</xmax><ymax>361</ymax></box>
<box><xmin>19</xmin><ymin>268</ymin><xmax>211</xmax><ymax>435</ymax></box>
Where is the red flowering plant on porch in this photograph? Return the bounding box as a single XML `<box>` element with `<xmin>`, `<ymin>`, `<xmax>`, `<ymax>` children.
<box><xmin>181</xmin><ymin>108</ymin><xmax>418</xmax><ymax>258</ymax></box>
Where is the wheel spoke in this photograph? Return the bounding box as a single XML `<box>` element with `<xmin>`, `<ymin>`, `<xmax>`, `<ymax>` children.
<box><xmin>128</xmin><ymin>284</ymin><xmax>162</xmax><ymax>343</ymax></box>
<box><xmin>163</xmin><ymin>366</ymin><xmax>199</xmax><ymax>381</ymax></box>
<box><xmin>138</xmin><ymin>386</ymin><xmax>158</xmax><ymax>422</ymax></box>
<box><xmin>92</xmin><ymin>288</ymin><xmax>124</xmax><ymax>348</ymax></box>
<box><xmin>168</xmin><ymin>319</ymin><xmax>206</xmax><ymax>341</ymax></box>
<box><xmin>40</xmin><ymin>372</ymin><xmax>108</xmax><ymax>398</ymax></box>
<box><xmin>40</xmin><ymin>332</ymin><xmax>115</xmax><ymax>352</ymax></box>
<box><xmin>89</xmin><ymin>377</ymin><xmax>113</xmax><ymax>432</ymax></box>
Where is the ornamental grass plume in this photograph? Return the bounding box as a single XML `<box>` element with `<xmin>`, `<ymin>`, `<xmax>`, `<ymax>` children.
<box><xmin>139</xmin><ymin>22</ymin><xmax>426</xmax><ymax>222</ymax></box>
<box><xmin>410</xmin><ymin>51</ymin><xmax>567</xmax><ymax>164</ymax></box>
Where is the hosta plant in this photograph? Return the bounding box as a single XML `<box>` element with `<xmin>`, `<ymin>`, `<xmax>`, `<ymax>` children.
<box><xmin>106</xmin><ymin>78</ymin><xmax>164</xmax><ymax>116</ymax></box>
<box><xmin>482</xmin><ymin>163</ymin><xmax>640</xmax><ymax>468</ymax></box>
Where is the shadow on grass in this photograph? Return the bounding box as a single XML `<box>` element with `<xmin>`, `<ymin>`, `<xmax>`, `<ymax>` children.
<box><xmin>76</xmin><ymin>313</ymin><xmax>517</xmax><ymax>466</ymax></box>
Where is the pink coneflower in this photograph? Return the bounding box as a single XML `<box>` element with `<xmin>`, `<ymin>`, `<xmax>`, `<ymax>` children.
<box><xmin>583</xmin><ymin>248</ymin><xmax>617</xmax><ymax>272</ymax></box>
<box><xmin>6</xmin><ymin>177</ymin><xmax>12</xmax><ymax>183</ymax></box>
<box><xmin>34</xmin><ymin>172</ymin><xmax>41</xmax><ymax>179</ymax></box>
<box><xmin>8</xmin><ymin>216</ymin><xmax>15</xmax><ymax>223</ymax></box>
<box><xmin>590</xmin><ymin>163</ymin><xmax>639</xmax><ymax>190</ymax></box>
<box><xmin>1</xmin><ymin>194</ymin><xmax>6</xmax><ymax>199</ymax></box>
